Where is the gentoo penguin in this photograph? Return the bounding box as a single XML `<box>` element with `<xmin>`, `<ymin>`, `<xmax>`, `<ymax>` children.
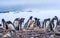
<box><xmin>34</xmin><ymin>18</ymin><xmax>41</xmax><ymax>28</ymax></box>
<box><xmin>13</xmin><ymin>18</ymin><xmax>20</xmax><ymax>31</ymax></box>
<box><xmin>13</xmin><ymin>18</ymin><xmax>25</xmax><ymax>31</ymax></box>
<box><xmin>24</xmin><ymin>16</ymin><xmax>33</xmax><ymax>29</ymax></box>
<box><xmin>3</xmin><ymin>21</ymin><xmax>16</xmax><ymax>38</ymax></box>
<box><xmin>37</xmin><ymin>19</ymin><xmax>41</xmax><ymax>27</ymax></box>
<box><xmin>43</xmin><ymin>18</ymin><xmax>50</xmax><ymax>31</ymax></box>
<box><xmin>51</xmin><ymin>16</ymin><xmax>58</xmax><ymax>31</ymax></box>
<box><xmin>19</xmin><ymin>18</ymin><xmax>25</xmax><ymax>30</ymax></box>
<box><xmin>6</xmin><ymin>21</ymin><xmax>16</xmax><ymax>33</ymax></box>
<box><xmin>1</xmin><ymin>19</ymin><xmax>6</xmax><ymax>29</ymax></box>
<box><xmin>27</xmin><ymin>19</ymin><xmax>35</xmax><ymax>29</ymax></box>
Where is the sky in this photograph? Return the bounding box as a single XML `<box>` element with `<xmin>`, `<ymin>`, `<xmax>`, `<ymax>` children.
<box><xmin>0</xmin><ymin>0</ymin><xmax>60</xmax><ymax>6</ymax></box>
<box><xmin>0</xmin><ymin>0</ymin><xmax>60</xmax><ymax>11</ymax></box>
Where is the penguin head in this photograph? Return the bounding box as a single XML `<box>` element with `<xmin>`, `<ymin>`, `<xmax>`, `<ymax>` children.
<box><xmin>20</xmin><ymin>18</ymin><xmax>25</xmax><ymax>22</ymax></box>
<box><xmin>34</xmin><ymin>17</ymin><xmax>37</xmax><ymax>20</ymax></box>
<box><xmin>54</xmin><ymin>16</ymin><xmax>58</xmax><ymax>20</ymax></box>
<box><xmin>54</xmin><ymin>16</ymin><xmax>57</xmax><ymax>18</ymax></box>
<box><xmin>44</xmin><ymin>18</ymin><xmax>50</xmax><ymax>22</ymax></box>
<box><xmin>15</xmin><ymin>18</ymin><xmax>20</xmax><ymax>21</ymax></box>
<box><xmin>29</xmin><ymin>16</ymin><xmax>33</xmax><ymax>19</ymax></box>
<box><xmin>7</xmin><ymin>21</ymin><xmax>12</xmax><ymax>24</ymax></box>
<box><xmin>2</xmin><ymin>19</ymin><xmax>5</xmax><ymax>22</ymax></box>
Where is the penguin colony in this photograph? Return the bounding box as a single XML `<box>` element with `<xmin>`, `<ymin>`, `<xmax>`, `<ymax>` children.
<box><xmin>0</xmin><ymin>16</ymin><xmax>60</xmax><ymax>38</ymax></box>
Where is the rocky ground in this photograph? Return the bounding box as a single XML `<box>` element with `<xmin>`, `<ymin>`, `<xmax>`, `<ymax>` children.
<box><xmin>0</xmin><ymin>30</ymin><xmax>56</xmax><ymax>38</ymax></box>
<box><xmin>0</xmin><ymin>28</ymin><xmax>59</xmax><ymax>38</ymax></box>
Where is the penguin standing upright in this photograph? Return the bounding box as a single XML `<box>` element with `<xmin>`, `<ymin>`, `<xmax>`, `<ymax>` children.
<box><xmin>13</xmin><ymin>18</ymin><xmax>20</xmax><ymax>31</ymax></box>
<box><xmin>34</xmin><ymin>18</ymin><xmax>41</xmax><ymax>28</ymax></box>
<box><xmin>49</xmin><ymin>16</ymin><xmax>58</xmax><ymax>32</ymax></box>
<box><xmin>43</xmin><ymin>18</ymin><xmax>50</xmax><ymax>31</ymax></box>
<box><xmin>13</xmin><ymin>18</ymin><xmax>25</xmax><ymax>31</ymax></box>
<box><xmin>24</xmin><ymin>16</ymin><xmax>33</xmax><ymax>29</ymax></box>
<box><xmin>1</xmin><ymin>19</ymin><xmax>6</xmax><ymax>29</ymax></box>
<box><xmin>3</xmin><ymin>21</ymin><xmax>16</xmax><ymax>38</ymax></box>
<box><xmin>51</xmin><ymin>16</ymin><xmax>58</xmax><ymax>31</ymax></box>
<box><xmin>49</xmin><ymin>21</ymin><xmax>54</xmax><ymax>31</ymax></box>
<box><xmin>19</xmin><ymin>18</ymin><xmax>25</xmax><ymax>30</ymax></box>
<box><xmin>6</xmin><ymin>21</ymin><xmax>16</xmax><ymax>33</ymax></box>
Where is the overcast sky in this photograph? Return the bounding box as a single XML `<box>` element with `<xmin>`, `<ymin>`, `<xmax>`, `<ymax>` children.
<box><xmin>0</xmin><ymin>0</ymin><xmax>60</xmax><ymax>11</ymax></box>
<box><xmin>0</xmin><ymin>0</ymin><xmax>60</xmax><ymax>6</ymax></box>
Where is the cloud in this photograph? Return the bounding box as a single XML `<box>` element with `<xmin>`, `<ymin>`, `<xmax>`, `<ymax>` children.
<box><xmin>0</xmin><ymin>0</ymin><xmax>60</xmax><ymax>6</ymax></box>
<box><xmin>0</xmin><ymin>0</ymin><xmax>60</xmax><ymax>11</ymax></box>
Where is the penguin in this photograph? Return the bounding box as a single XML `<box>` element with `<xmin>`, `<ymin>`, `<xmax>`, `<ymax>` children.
<box><xmin>19</xmin><ymin>18</ymin><xmax>25</xmax><ymax>30</ymax></box>
<box><xmin>27</xmin><ymin>19</ymin><xmax>35</xmax><ymax>29</ymax></box>
<box><xmin>13</xmin><ymin>18</ymin><xmax>20</xmax><ymax>31</ymax></box>
<box><xmin>1</xmin><ymin>19</ymin><xmax>6</xmax><ymax>29</ymax></box>
<box><xmin>3</xmin><ymin>21</ymin><xmax>16</xmax><ymax>38</ymax></box>
<box><xmin>34</xmin><ymin>18</ymin><xmax>38</xmax><ymax>27</ymax></box>
<box><xmin>49</xmin><ymin>21</ymin><xmax>54</xmax><ymax>31</ymax></box>
<box><xmin>43</xmin><ymin>18</ymin><xmax>50</xmax><ymax>31</ymax></box>
<box><xmin>24</xmin><ymin>16</ymin><xmax>33</xmax><ymax>29</ymax></box>
<box><xmin>34</xmin><ymin>18</ymin><xmax>41</xmax><ymax>28</ymax></box>
<box><xmin>37</xmin><ymin>18</ymin><xmax>41</xmax><ymax>28</ymax></box>
<box><xmin>6</xmin><ymin>21</ymin><xmax>16</xmax><ymax>33</ymax></box>
<box><xmin>51</xmin><ymin>16</ymin><xmax>58</xmax><ymax>31</ymax></box>
<box><xmin>13</xmin><ymin>18</ymin><xmax>25</xmax><ymax>31</ymax></box>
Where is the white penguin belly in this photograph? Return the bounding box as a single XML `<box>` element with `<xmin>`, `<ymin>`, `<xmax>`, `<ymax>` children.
<box><xmin>8</xmin><ymin>24</ymin><xmax>15</xmax><ymax>30</ymax></box>
<box><xmin>44</xmin><ymin>22</ymin><xmax>46</xmax><ymax>28</ymax></box>
<box><xmin>30</xmin><ymin>23</ymin><xmax>34</xmax><ymax>28</ymax></box>
<box><xmin>53</xmin><ymin>20</ymin><xmax>57</xmax><ymax>30</ymax></box>
<box><xmin>14</xmin><ymin>21</ymin><xmax>19</xmax><ymax>27</ymax></box>
<box><xmin>46</xmin><ymin>21</ymin><xmax>50</xmax><ymax>29</ymax></box>
<box><xmin>28</xmin><ymin>20</ymin><xmax>34</xmax><ymax>28</ymax></box>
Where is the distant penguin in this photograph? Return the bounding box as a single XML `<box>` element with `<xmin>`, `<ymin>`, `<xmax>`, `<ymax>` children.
<box><xmin>27</xmin><ymin>19</ymin><xmax>35</xmax><ymax>29</ymax></box>
<box><xmin>36</xmin><ymin>18</ymin><xmax>41</xmax><ymax>28</ymax></box>
<box><xmin>19</xmin><ymin>18</ymin><xmax>25</xmax><ymax>30</ymax></box>
<box><xmin>13</xmin><ymin>18</ymin><xmax>25</xmax><ymax>30</ymax></box>
<box><xmin>13</xmin><ymin>18</ymin><xmax>20</xmax><ymax>31</ymax></box>
<box><xmin>1</xmin><ymin>19</ymin><xmax>6</xmax><ymax>29</ymax></box>
<box><xmin>34</xmin><ymin>18</ymin><xmax>41</xmax><ymax>28</ymax></box>
<box><xmin>34</xmin><ymin>18</ymin><xmax>38</xmax><ymax>27</ymax></box>
<box><xmin>24</xmin><ymin>16</ymin><xmax>33</xmax><ymax>29</ymax></box>
<box><xmin>43</xmin><ymin>18</ymin><xmax>50</xmax><ymax>31</ymax></box>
